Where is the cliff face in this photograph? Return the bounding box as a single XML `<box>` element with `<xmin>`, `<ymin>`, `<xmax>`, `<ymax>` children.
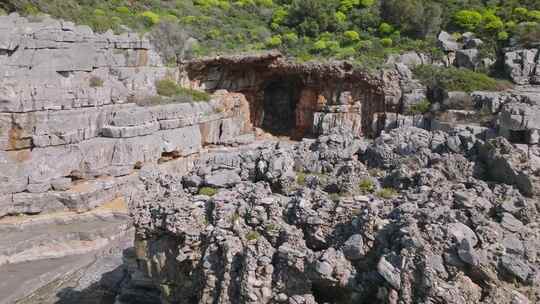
<box><xmin>0</xmin><ymin>14</ymin><xmax>250</xmax><ymax>218</ymax></box>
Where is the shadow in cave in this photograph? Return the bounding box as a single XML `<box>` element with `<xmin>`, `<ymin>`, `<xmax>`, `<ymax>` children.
<box><xmin>261</xmin><ymin>77</ymin><xmax>302</xmax><ymax>137</ymax></box>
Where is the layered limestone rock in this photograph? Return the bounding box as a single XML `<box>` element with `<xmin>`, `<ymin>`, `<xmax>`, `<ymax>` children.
<box><xmin>0</xmin><ymin>14</ymin><xmax>251</xmax><ymax>218</ymax></box>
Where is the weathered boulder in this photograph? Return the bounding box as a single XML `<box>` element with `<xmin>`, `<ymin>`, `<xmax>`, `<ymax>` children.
<box><xmin>456</xmin><ymin>49</ymin><xmax>480</xmax><ymax>70</ymax></box>
<box><xmin>504</xmin><ymin>48</ymin><xmax>540</xmax><ymax>85</ymax></box>
<box><xmin>438</xmin><ymin>31</ymin><xmax>460</xmax><ymax>52</ymax></box>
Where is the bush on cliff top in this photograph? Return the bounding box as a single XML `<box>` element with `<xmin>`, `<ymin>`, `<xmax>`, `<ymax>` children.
<box><xmin>2</xmin><ymin>0</ymin><xmax>539</xmax><ymax>69</ymax></box>
<box><xmin>155</xmin><ymin>79</ymin><xmax>211</xmax><ymax>102</ymax></box>
<box><xmin>413</xmin><ymin>65</ymin><xmax>513</xmax><ymax>93</ymax></box>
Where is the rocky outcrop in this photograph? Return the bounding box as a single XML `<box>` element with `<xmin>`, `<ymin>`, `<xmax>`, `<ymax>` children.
<box><xmin>130</xmin><ymin>127</ymin><xmax>540</xmax><ymax>304</ymax></box>
<box><xmin>0</xmin><ymin>14</ymin><xmax>252</xmax><ymax>219</ymax></box>
<box><xmin>504</xmin><ymin>47</ymin><xmax>540</xmax><ymax>85</ymax></box>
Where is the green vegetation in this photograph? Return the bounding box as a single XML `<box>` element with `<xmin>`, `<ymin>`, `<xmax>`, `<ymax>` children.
<box><xmin>413</xmin><ymin>65</ymin><xmax>513</xmax><ymax>93</ymax></box>
<box><xmin>2</xmin><ymin>1</ymin><xmax>539</xmax><ymax>69</ymax></box>
<box><xmin>246</xmin><ymin>230</ymin><xmax>261</xmax><ymax>241</ymax></box>
<box><xmin>358</xmin><ymin>178</ymin><xmax>376</xmax><ymax>193</ymax></box>
<box><xmin>155</xmin><ymin>79</ymin><xmax>211</xmax><ymax>101</ymax></box>
<box><xmin>198</xmin><ymin>187</ymin><xmax>218</xmax><ymax>197</ymax></box>
<box><xmin>376</xmin><ymin>187</ymin><xmax>397</xmax><ymax>199</ymax></box>
<box><xmin>329</xmin><ymin>193</ymin><xmax>342</xmax><ymax>203</ymax></box>
<box><xmin>407</xmin><ymin>99</ymin><xmax>431</xmax><ymax>115</ymax></box>
<box><xmin>89</xmin><ymin>76</ymin><xmax>104</xmax><ymax>88</ymax></box>
<box><xmin>296</xmin><ymin>172</ymin><xmax>306</xmax><ymax>186</ymax></box>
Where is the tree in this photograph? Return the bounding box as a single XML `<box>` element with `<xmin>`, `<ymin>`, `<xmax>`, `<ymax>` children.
<box><xmin>284</xmin><ymin>0</ymin><xmax>340</xmax><ymax>37</ymax></box>
<box><xmin>453</xmin><ymin>10</ymin><xmax>483</xmax><ymax>31</ymax></box>
<box><xmin>381</xmin><ymin>0</ymin><xmax>442</xmax><ymax>38</ymax></box>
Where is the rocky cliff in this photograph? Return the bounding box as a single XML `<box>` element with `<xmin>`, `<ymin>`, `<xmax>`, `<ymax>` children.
<box><xmin>0</xmin><ymin>13</ymin><xmax>251</xmax><ymax>303</ymax></box>
<box><xmin>1</xmin><ymin>12</ymin><xmax>540</xmax><ymax>304</ymax></box>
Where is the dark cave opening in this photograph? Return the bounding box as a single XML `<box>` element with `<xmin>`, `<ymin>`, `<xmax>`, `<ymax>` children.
<box><xmin>508</xmin><ymin>130</ymin><xmax>528</xmax><ymax>144</ymax></box>
<box><xmin>261</xmin><ymin>77</ymin><xmax>302</xmax><ymax>136</ymax></box>
<box><xmin>311</xmin><ymin>282</ymin><xmax>352</xmax><ymax>304</ymax></box>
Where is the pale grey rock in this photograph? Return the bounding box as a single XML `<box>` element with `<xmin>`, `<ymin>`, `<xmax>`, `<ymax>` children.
<box><xmin>342</xmin><ymin>234</ymin><xmax>365</xmax><ymax>260</ymax></box>
<box><xmin>504</xmin><ymin>48</ymin><xmax>539</xmax><ymax>85</ymax></box>
<box><xmin>500</xmin><ymin>256</ymin><xmax>530</xmax><ymax>282</ymax></box>
<box><xmin>438</xmin><ymin>31</ymin><xmax>460</xmax><ymax>52</ymax></box>
<box><xmin>204</xmin><ymin>169</ymin><xmax>241</xmax><ymax>188</ymax></box>
<box><xmin>51</xmin><ymin>177</ymin><xmax>72</xmax><ymax>191</ymax></box>
<box><xmin>377</xmin><ymin>256</ymin><xmax>401</xmax><ymax>290</ymax></box>
<box><xmin>102</xmin><ymin>122</ymin><xmax>160</xmax><ymax>138</ymax></box>
<box><xmin>456</xmin><ymin>49</ymin><xmax>480</xmax><ymax>69</ymax></box>
<box><xmin>448</xmin><ymin>222</ymin><xmax>478</xmax><ymax>247</ymax></box>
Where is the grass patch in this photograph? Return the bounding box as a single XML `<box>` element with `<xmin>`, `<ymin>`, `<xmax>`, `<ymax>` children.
<box><xmin>413</xmin><ymin>65</ymin><xmax>512</xmax><ymax>93</ymax></box>
<box><xmin>89</xmin><ymin>76</ymin><xmax>104</xmax><ymax>88</ymax></box>
<box><xmin>407</xmin><ymin>99</ymin><xmax>431</xmax><ymax>115</ymax></box>
<box><xmin>155</xmin><ymin>79</ymin><xmax>211</xmax><ymax>102</ymax></box>
<box><xmin>296</xmin><ymin>172</ymin><xmax>306</xmax><ymax>186</ymax></box>
<box><xmin>376</xmin><ymin>188</ymin><xmax>398</xmax><ymax>199</ymax></box>
<box><xmin>198</xmin><ymin>187</ymin><xmax>218</xmax><ymax>197</ymax></box>
<box><xmin>358</xmin><ymin>178</ymin><xmax>376</xmax><ymax>194</ymax></box>
<box><xmin>246</xmin><ymin>230</ymin><xmax>260</xmax><ymax>241</ymax></box>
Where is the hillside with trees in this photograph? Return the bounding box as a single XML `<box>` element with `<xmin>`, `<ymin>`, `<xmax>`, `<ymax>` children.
<box><xmin>1</xmin><ymin>0</ymin><xmax>539</xmax><ymax>68</ymax></box>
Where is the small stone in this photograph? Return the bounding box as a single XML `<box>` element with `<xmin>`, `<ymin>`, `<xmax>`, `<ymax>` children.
<box><xmin>377</xmin><ymin>256</ymin><xmax>401</xmax><ymax>290</ymax></box>
<box><xmin>27</xmin><ymin>183</ymin><xmax>51</xmax><ymax>193</ymax></box>
<box><xmin>343</xmin><ymin>234</ymin><xmax>365</xmax><ymax>260</ymax></box>
<box><xmin>458</xmin><ymin>239</ymin><xmax>479</xmax><ymax>266</ymax></box>
<box><xmin>500</xmin><ymin>256</ymin><xmax>530</xmax><ymax>282</ymax></box>
<box><xmin>501</xmin><ymin>213</ymin><xmax>523</xmax><ymax>232</ymax></box>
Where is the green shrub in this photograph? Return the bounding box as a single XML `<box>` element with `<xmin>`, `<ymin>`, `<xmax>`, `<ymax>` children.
<box><xmin>156</xmin><ymin>79</ymin><xmax>180</xmax><ymax>97</ymax></box>
<box><xmin>335</xmin><ymin>11</ymin><xmax>347</xmax><ymax>23</ymax></box>
<box><xmin>413</xmin><ymin>65</ymin><xmax>512</xmax><ymax>93</ymax></box>
<box><xmin>115</xmin><ymin>6</ymin><xmax>130</xmax><ymax>14</ymax></box>
<box><xmin>296</xmin><ymin>172</ymin><xmax>306</xmax><ymax>185</ymax></box>
<box><xmin>407</xmin><ymin>99</ymin><xmax>431</xmax><ymax>115</ymax></box>
<box><xmin>380</xmin><ymin>38</ymin><xmax>393</xmax><ymax>47</ymax></box>
<box><xmin>358</xmin><ymin>178</ymin><xmax>375</xmax><ymax>193</ymax></box>
<box><xmin>93</xmin><ymin>9</ymin><xmax>106</xmax><ymax>16</ymax></box>
<box><xmin>266</xmin><ymin>35</ymin><xmax>282</xmax><ymax>47</ymax></box>
<box><xmin>141</xmin><ymin>11</ymin><xmax>160</xmax><ymax>27</ymax></box>
<box><xmin>178</xmin><ymin>87</ymin><xmax>211</xmax><ymax>102</ymax></box>
<box><xmin>379</xmin><ymin>22</ymin><xmax>394</xmax><ymax>35</ymax></box>
<box><xmin>199</xmin><ymin>187</ymin><xmax>218</xmax><ymax>196</ymax></box>
<box><xmin>360</xmin><ymin>0</ymin><xmax>374</xmax><ymax>7</ymax></box>
<box><xmin>482</xmin><ymin>11</ymin><xmax>504</xmax><ymax>32</ymax></box>
<box><xmin>344</xmin><ymin>30</ymin><xmax>360</xmax><ymax>42</ymax></box>
<box><xmin>89</xmin><ymin>76</ymin><xmax>104</xmax><ymax>88</ymax></box>
<box><xmin>497</xmin><ymin>31</ymin><xmax>509</xmax><ymax>41</ymax></box>
<box><xmin>156</xmin><ymin>79</ymin><xmax>211</xmax><ymax>102</ymax></box>
<box><xmin>0</xmin><ymin>8</ymin><xmax>7</xmax><ymax>16</ymax></box>
<box><xmin>22</xmin><ymin>4</ymin><xmax>39</xmax><ymax>16</ymax></box>
<box><xmin>246</xmin><ymin>230</ymin><xmax>260</xmax><ymax>241</ymax></box>
<box><xmin>377</xmin><ymin>188</ymin><xmax>397</xmax><ymax>199</ymax></box>
<box><xmin>453</xmin><ymin>10</ymin><xmax>482</xmax><ymax>31</ymax></box>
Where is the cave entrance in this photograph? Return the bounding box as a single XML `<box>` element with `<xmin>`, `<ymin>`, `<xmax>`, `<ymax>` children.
<box><xmin>508</xmin><ymin>130</ymin><xmax>528</xmax><ymax>144</ymax></box>
<box><xmin>261</xmin><ymin>78</ymin><xmax>302</xmax><ymax>136</ymax></box>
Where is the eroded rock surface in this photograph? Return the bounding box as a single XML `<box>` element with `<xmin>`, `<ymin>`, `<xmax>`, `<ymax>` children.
<box><xmin>131</xmin><ymin>127</ymin><xmax>540</xmax><ymax>304</ymax></box>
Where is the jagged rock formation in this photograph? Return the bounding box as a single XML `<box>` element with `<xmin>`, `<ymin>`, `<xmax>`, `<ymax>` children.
<box><xmin>131</xmin><ymin>127</ymin><xmax>540</xmax><ymax>304</ymax></box>
<box><xmin>1</xmin><ymin>12</ymin><xmax>539</xmax><ymax>304</ymax></box>
<box><xmin>505</xmin><ymin>47</ymin><xmax>540</xmax><ymax>85</ymax></box>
